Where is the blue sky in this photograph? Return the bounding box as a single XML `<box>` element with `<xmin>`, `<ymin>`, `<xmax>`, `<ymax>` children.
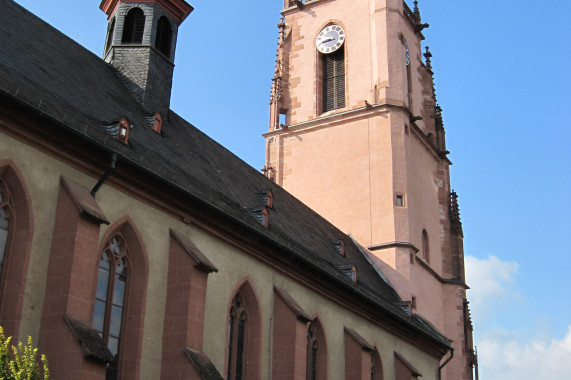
<box><xmin>11</xmin><ymin>0</ymin><xmax>571</xmax><ymax>378</ymax></box>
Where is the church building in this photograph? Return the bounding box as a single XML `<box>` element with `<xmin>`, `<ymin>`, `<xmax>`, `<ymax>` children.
<box><xmin>265</xmin><ymin>1</ymin><xmax>476</xmax><ymax>379</ymax></box>
<box><xmin>0</xmin><ymin>0</ymin><xmax>473</xmax><ymax>379</ymax></box>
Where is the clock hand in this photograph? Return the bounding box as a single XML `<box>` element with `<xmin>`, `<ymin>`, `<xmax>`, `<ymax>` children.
<box><xmin>322</xmin><ymin>37</ymin><xmax>334</xmax><ymax>42</ymax></box>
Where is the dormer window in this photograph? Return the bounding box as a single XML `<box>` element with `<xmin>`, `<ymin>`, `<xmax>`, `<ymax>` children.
<box><xmin>258</xmin><ymin>190</ymin><xmax>274</xmax><ymax>208</ymax></box>
<box><xmin>122</xmin><ymin>8</ymin><xmax>145</xmax><ymax>44</ymax></box>
<box><xmin>155</xmin><ymin>16</ymin><xmax>173</xmax><ymax>57</ymax></box>
<box><xmin>337</xmin><ymin>264</ymin><xmax>356</xmax><ymax>282</ymax></box>
<box><xmin>117</xmin><ymin>118</ymin><xmax>130</xmax><ymax>144</ymax></box>
<box><xmin>260</xmin><ymin>208</ymin><xmax>269</xmax><ymax>228</ymax></box>
<box><xmin>331</xmin><ymin>239</ymin><xmax>345</xmax><ymax>256</ymax></box>
<box><xmin>152</xmin><ymin>113</ymin><xmax>162</xmax><ymax>134</ymax></box>
<box><xmin>248</xmin><ymin>206</ymin><xmax>269</xmax><ymax>228</ymax></box>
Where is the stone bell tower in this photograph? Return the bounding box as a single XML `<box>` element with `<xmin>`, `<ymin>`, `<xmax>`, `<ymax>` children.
<box><xmin>264</xmin><ymin>0</ymin><xmax>477</xmax><ymax>379</ymax></box>
<box><xmin>99</xmin><ymin>0</ymin><xmax>193</xmax><ymax>113</ymax></box>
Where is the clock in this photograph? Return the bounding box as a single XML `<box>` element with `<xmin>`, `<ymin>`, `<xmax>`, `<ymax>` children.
<box><xmin>316</xmin><ymin>24</ymin><xmax>345</xmax><ymax>54</ymax></box>
<box><xmin>404</xmin><ymin>42</ymin><xmax>410</xmax><ymax>66</ymax></box>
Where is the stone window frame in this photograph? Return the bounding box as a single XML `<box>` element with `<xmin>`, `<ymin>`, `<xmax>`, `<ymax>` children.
<box><xmin>306</xmin><ymin>317</ymin><xmax>328</xmax><ymax>380</ymax></box>
<box><xmin>93</xmin><ymin>233</ymin><xmax>131</xmax><ymax>378</ymax></box>
<box><xmin>0</xmin><ymin>160</ymin><xmax>33</xmax><ymax>337</ymax></box>
<box><xmin>95</xmin><ymin>217</ymin><xmax>149</xmax><ymax>379</ymax></box>
<box><xmin>225</xmin><ymin>279</ymin><xmax>262</xmax><ymax>380</ymax></box>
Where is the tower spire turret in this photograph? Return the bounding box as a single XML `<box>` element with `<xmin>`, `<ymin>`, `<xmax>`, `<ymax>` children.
<box><xmin>99</xmin><ymin>0</ymin><xmax>193</xmax><ymax>113</ymax></box>
<box><xmin>269</xmin><ymin>17</ymin><xmax>286</xmax><ymax>132</ymax></box>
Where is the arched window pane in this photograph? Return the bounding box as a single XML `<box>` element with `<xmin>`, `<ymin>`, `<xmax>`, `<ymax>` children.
<box><xmin>0</xmin><ymin>208</ymin><xmax>8</xmax><ymax>229</ymax></box>
<box><xmin>93</xmin><ymin>299</ymin><xmax>106</xmax><ymax>333</ymax></box>
<box><xmin>109</xmin><ymin>305</ymin><xmax>123</xmax><ymax>339</ymax></box>
<box><xmin>96</xmin><ymin>263</ymin><xmax>110</xmax><ymax>300</ymax></box>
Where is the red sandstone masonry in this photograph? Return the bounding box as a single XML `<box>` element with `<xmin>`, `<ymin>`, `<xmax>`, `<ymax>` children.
<box><xmin>271</xmin><ymin>289</ymin><xmax>311</xmax><ymax>380</ymax></box>
<box><xmin>38</xmin><ymin>178</ymin><xmax>107</xmax><ymax>379</ymax></box>
<box><xmin>344</xmin><ymin>327</ymin><xmax>374</xmax><ymax>380</ymax></box>
<box><xmin>160</xmin><ymin>231</ymin><xmax>215</xmax><ymax>380</ymax></box>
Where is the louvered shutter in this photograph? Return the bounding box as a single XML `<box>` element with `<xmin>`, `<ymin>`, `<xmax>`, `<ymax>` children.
<box><xmin>155</xmin><ymin>17</ymin><xmax>173</xmax><ymax>57</ymax></box>
<box><xmin>322</xmin><ymin>48</ymin><xmax>345</xmax><ymax>112</ymax></box>
<box><xmin>122</xmin><ymin>8</ymin><xmax>145</xmax><ymax>44</ymax></box>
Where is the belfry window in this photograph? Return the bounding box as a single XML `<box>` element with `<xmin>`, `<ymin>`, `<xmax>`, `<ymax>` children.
<box><xmin>0</xmin><ymin>180</ymin><xmax>11</xmax><ymax>280</ymax></box>
<box><xmin>227</xmin><ymin>292</ymin><xmax>247</xmax><ymax>380</ymax></box>
<box><xmin>322</xmin><ymin>48</ymin><xmax>345</xmax><ymax>112</ymax></box>
<box><xmin>155</xmin><ymin>16</ymin><xmax>173</xmax><ymax>57</ymax></box>
<box><xmin>122</xmin><ymin>8</ymin><xmax>145</xmax><ymax>44</ymax></box>
<box><xmin>93</xmin><ymin>235</ymin><xmax>130</xmax><ymax>380</ymax></box>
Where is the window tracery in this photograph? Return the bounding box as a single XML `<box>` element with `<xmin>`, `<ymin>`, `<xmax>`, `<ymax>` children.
<box><xmin>93</xmin><ymin>234</ymin><xmax>130</xmax><ymax>380</ymax></box>
<box><xmin>227</xmin><ymin>292</ymin><xmax>247</xmax><ymax>380</ymax></box>
<box><xmin>307</xmin><ymin>322</ymin><xmax>319</xmax><ymax>380</ymax></box>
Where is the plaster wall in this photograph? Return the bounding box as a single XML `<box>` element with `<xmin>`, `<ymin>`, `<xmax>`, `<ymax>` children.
<box><xmin>405</xmin><ymin>129</ymin><xmax>444</xmax><ymax>275</ymax></box>
<box><xmin>1</xmin><ymin>131</ymin><xmax>442</xmax><ymax>379</ymax></box>
<box><xmin>275</xmin><ymin>112</ymin><xmax>397</xmax><ymax>247</ymax></box>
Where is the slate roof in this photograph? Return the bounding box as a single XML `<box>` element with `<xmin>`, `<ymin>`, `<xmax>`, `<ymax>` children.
<box><xmin>0</xmin><ymin>0</ymin><xmax>450</xmax><ymax>349</ymax></box>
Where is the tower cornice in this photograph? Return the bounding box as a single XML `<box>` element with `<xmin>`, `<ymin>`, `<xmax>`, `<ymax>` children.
<box><xmin>100</xmin><ymin>0</ymin><xmax>193</xmax><ymax>23</ymax></box>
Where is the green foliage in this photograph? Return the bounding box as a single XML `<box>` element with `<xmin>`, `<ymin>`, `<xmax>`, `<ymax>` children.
<box><xmin>0</xmin><ymin>327</ymin><xmax>50</xmax><ymax>380</ymax></box>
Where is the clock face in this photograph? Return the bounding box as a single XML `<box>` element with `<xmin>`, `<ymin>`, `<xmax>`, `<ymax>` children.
<box><xmin>316</xmin><ymin>24</ymin><xmax>345</xmax><ymax>54</ymax></box>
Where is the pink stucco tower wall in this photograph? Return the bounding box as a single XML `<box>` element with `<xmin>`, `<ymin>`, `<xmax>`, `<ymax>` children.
<box><xmin>264</xmin><ymin>0</ymin><xmax>477</xmax><ymax>379</ymax></box>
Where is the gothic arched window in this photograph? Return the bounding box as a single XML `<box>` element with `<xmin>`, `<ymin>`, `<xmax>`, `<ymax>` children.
<box><xmin>155</xmin><ymin>16</ymin><xmax>172</xmax><ymax>57</ymax></box>
<box><xmin>122</xmin><ymin>8</ymin><xmax>145</xmax><ymax>44</ymax></box>
<box><xmin>0</xmin><ymin>162</ymin><xmax>33</xmax><ymax>336</ymax></box>
<box><xmin>307</xmin><ymin>322</ymin><xmax>319</xmax><ymax>380</ymax></box>
<box><xmin>371</xmin><ymin>349</ymin><xmax>383</xmax><ymax>380</ymax></box>
<box><xmin>322</xmin><ymin>47</ymin><xmax>345</xmax><ymax>112</ymax></box>
<box><xmin>422</xmin><ymin>229</ymin><xmax>429</xmax><ymax>263</ymax></box>
<box><xmin>0</xmin><ymin>179</ymin><xmax>11</xmax><ymax>280</ymax></box>
<box><xmin>227</xmin><ymin>292</ymin><xmax>247</xmax><ymax>380</ymax></box>
<box><xmin>226</xmin><ymin>280</ymin><xmax>262</xmax><ymax>380</ymax></box>
<box><xmin>93</xmin><ymin>234</ymin><xmax>130</xmax><ymax>380</ymax></box>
